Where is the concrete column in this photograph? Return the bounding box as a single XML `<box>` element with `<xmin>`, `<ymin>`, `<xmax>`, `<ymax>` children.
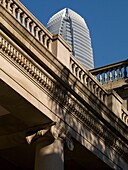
<box><xmin>35</xmin><ymin>138</ymin><xmax>64</xmax><ymax>170</ymax></box>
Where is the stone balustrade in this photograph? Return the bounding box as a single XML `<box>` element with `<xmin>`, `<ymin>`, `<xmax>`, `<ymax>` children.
<box><xmin>0</xmin><ymin>0</ymin><xmax>52</xmax><ymax>51</ymax></box>
<box><xmin>70</xmin><ymin>55</ymin><xmax>107</xmax><ymax>104</ymax></box>
<box><xmin>90</xmin><ymin>59</ymin><xmax>128</xmax><ymax>84</ymax></box>
<box><xmin>0</xmin><ymin>34</ymin><xmax>54</xmax><ymax>91</ymax></box>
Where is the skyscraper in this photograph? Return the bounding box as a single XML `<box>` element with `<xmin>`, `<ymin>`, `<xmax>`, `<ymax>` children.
<box><xmin>47</xmin><ymin>8</ymin><xmax>94</xmax><ymax>70</ymax></box>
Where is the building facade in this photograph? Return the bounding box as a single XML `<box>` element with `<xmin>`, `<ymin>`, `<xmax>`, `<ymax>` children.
<box><xmin>47</xmin><ymin>8</ymin><xmax>94</xmax><ymax>70</ymax></box>
<box><xmin>0</xmin><ymin>0</ymin><xmax>128</xmax><ymax>170</ymax></box>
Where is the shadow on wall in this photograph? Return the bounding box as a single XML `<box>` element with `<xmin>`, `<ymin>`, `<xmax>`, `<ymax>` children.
<box><xmin>48</xmin><ymin>65</ymin><xmax>119</xmax><ymax>169</ymax></box>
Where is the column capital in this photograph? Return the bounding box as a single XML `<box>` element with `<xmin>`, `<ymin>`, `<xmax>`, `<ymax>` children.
<box><xmin>26</xmin><ymin>129</ymin><xmax>49</xmax><ymax>144</ymax></box>
<box><xmin>25</xmin><ymin>122</ymin><xmax>55</xmax><ymax>144</ymax></box>
<box><xmin>51</xmin><ymin>122</ymin><xmax>74</xmax><ymax>151</ymax></box>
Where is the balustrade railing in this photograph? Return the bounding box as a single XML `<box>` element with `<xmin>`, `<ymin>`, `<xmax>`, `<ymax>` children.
<box><xmin>90</xmin><ymin>59</ymin><xmax>128</xmax><ymax>84</ymax></box>
<box><xmin>70</xmin><ymin>55</ymin><xmax>107</xmax><ymax>104</ymax></box>
<box><xmin>0</xmin><ymin>34</ymin><xmax>55</xmax><ymax>91</ymax></box>
<box><xmin>0</xmin><ymin>0</ymin><xmax>52</xmax><ymax>51</ymax></box>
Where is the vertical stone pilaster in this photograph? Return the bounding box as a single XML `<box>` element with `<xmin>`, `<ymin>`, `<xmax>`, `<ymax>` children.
<box><xmin>35</xmin><ymin>138</ymin><xmax>64</xmax><ymax>170</ymax></box>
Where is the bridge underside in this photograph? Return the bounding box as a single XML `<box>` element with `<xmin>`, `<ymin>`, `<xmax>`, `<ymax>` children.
<box><xmin>0</xmin><ymin>80</ymin><xmax>112</xmax><ymax>170</ymax></box>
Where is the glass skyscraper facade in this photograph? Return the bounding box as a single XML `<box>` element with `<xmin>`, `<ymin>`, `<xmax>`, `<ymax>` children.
<box><xmin>47</xmin><ymin>8</ymin><xmax>94</xmax><ymax>70</ymax></box>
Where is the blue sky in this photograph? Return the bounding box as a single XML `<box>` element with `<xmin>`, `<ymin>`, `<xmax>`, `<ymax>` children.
<box><xmin>20</xmin><ymin>0</ymin><xmax>128</xmax><ymax>68</ymax></box>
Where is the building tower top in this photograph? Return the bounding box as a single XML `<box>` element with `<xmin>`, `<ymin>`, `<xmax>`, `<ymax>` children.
<box><xmin>47</xmin><ymin>8</ymin><xmax>94</xmax><ymax>70</ymax></box>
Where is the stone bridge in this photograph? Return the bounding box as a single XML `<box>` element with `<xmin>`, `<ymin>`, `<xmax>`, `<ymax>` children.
<box><xmin>0</xmin><ymin>0</ymin><xmax>128</xmax><ymax>169</ymax></box>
